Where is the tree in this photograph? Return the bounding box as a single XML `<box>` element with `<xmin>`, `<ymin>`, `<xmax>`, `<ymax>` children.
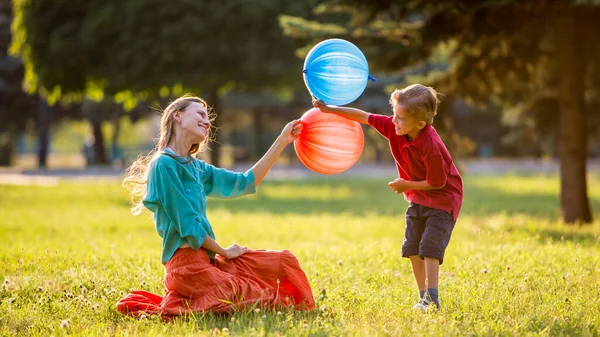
<box><xmin>281</xmin><ymin>0</ymin><xmax>600</xmax><ymax>224</ymax></box>
<box><xmin>11</xmin><ymin>0</ymin><xmax>315</xmax><ymax>166</ymax></box>
<box><xmin>0</xmin><ymin>0</ymin><xmax>37</xmax><ymax>166</ymax></box>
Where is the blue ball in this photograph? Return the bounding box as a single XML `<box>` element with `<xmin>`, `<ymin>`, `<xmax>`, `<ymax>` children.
<box><xmin>303</xmin><ymin>39</ymin><xmax>374</xmax><ymax>106</ymax></box>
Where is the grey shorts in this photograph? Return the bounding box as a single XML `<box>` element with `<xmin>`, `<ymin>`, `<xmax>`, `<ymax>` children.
<box><xmin>402</xmin><ymin>203</ymin><xmax>456</xmax><ymax>265</ymax></box>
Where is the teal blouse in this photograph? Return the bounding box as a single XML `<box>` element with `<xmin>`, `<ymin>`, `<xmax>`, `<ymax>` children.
<box><xmin>143</xmin><ymin>149</ymin><xmax>256</xmax><ymax>263</ymax></box>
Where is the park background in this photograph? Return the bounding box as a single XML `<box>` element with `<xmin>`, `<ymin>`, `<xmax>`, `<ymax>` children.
<box><xmin>1</xmin><ymin>1</ymin><xmax>599</xmax><ymax>336</ymax></box>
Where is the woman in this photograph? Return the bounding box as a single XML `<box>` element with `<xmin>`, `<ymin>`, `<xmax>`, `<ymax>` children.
<box><xmin>117</xmin><ymin>95</ymin><xmax>314</xmax><ymax>318</ymax></box>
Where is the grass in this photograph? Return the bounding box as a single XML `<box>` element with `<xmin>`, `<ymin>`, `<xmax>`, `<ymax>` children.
<box><xmin>0</xmin><ymin>174</ymin><xmax>599</xmax><ymax>336</ymax></box>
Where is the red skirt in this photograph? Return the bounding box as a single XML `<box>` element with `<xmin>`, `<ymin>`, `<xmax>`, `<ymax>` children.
<box><xmin>116</xmin><ymin>248</ymin><xmax>314</xmax><ymax>318</ymax></box>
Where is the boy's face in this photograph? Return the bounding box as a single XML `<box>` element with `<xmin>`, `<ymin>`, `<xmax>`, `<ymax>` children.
<box><xmin>391</xmin><ymin>104</ymin><xmax>426</xmax><ymax>140</ymax></box>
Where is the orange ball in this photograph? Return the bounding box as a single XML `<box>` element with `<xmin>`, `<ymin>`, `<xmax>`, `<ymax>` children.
<box><xmin>294</xmin><ymin>108</ymin><xmax>364</xmax><ymax>174</ymax></box>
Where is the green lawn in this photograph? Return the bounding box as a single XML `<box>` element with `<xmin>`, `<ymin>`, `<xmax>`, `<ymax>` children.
<box><xmin>1</xmin><ymin>174</ymin><xmax>599</xmax><ymax>336</ymax></box>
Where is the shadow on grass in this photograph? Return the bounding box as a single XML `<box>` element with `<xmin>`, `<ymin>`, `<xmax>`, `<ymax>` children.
<box><xmin>533</xmin><ymin>228</ymin><xmax>599</xmax><ymax>247</ymax></box>
<box><xmin>204</xmin><ymin>179</ymin><xmax>600</xmax><ymax>219</ymax></box>
<box><xmin>120</xmin><ymin>178</ymin><xmax>600</xmax><ymax>246</ymax></box>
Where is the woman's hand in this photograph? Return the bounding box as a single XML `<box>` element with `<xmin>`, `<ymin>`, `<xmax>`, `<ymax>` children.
<box><xmin>224</xmin><ymin>244</ymin><xmax>250</xmax><ymax>259</ymax></box>
<box><xmin>278</xmin><ymin>119</ymin><xmax>303</xmax><ymax>145</ymax></box>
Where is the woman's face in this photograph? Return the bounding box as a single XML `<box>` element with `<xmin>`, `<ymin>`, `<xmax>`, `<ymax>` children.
<box><xmin>176</xmin><ymin>102</ymin><xmax>211</xmax><ymax>142</ymax></box>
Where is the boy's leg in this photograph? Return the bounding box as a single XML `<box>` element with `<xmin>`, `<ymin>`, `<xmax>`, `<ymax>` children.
<box><xmin>424</xmin><ymin>257</ymin><xmax>440</xmax><ymax>308</ymax></box>
<box><xmin>409</xmin><ymin>255</ymin><xmax>426</xmax><ymax>294</ymax></box>
<box><xmin>403</xmin><ymin>203</ymin><xmax>426</xmax><ymax>302</ymax></box>
<box><xmin>424</xmin><ymin>257</ymin><xmax>439</xmax><ymax>288</ymax></box>
<box><xmin>419</xmin><ymin>206</ymin><xmax>456</xmax><ymax>309</ymax></box>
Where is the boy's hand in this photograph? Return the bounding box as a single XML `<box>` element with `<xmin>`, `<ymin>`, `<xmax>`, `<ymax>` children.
<box><xmin>312</xmin><ymin>98</ymin><xmax>331</xmax><ymax>113</ymax></box>
<box><xmin>388</xmin><ymin>178</ymin><xmax>410</xmax><ymax>194</ymax></box>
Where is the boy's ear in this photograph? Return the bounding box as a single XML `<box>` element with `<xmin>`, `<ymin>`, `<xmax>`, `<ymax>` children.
<box><xmin>417</xmin><ymin>120</ymin><xmax>427</xmax><ymax>130</ymax></box>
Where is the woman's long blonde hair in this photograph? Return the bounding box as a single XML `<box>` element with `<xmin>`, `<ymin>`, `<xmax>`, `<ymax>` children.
<box><xmin>123</xmin><ymin>95</ymin><xmax>214</xmax><ymax>215</ymax></box>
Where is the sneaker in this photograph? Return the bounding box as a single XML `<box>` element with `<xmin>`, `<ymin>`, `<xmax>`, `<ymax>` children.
<box><xmin>412</xmin><ymin>297</ymin><xmax>431</xmax><ymax>312</ymax></box>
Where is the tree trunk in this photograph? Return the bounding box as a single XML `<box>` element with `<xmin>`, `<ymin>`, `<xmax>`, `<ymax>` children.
<box><xmin>91</xmin><ymin>119</ymin><xmax>108</xmax><ymax>165</ymax></box>
<box><xmin>555</xmin><ymin>10</ymin><xmax>592</xmax><ymax>224</ymax></box>
<box><xmin>111</xmin><ymin>113</ymin><xmax>121</xmax><ymax>164</ymax></box>
<box><xmin>0</xmin><ymin>133</ymin><xmax>13</xmax><ymax>166</ymax></box>
<box><xmin>252</xmin><ymin>108</ymin><xmax>265</xmax><ymax>160</ymax></box>
<box><xmin>37</xmin><ymin>99</ymin><xmax>51</xmax><ymax>169</ymax></box>
<box><xmin>208</xmin><ymin>86</ymin><xmax>221</xmax><ymax>167</ymax></box>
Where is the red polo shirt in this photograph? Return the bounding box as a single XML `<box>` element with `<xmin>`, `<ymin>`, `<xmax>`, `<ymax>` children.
<box><xmin>368</xmin><ymin>114</ymin><xmax>463</xmax><ymax>220</ymax></box>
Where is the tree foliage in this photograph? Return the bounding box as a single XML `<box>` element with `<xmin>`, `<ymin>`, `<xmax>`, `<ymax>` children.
<box><xmin>11</xmin><ymin>0</ymin><xmax>315</xmax><ymax>103</ymax></box>
<box><xmin>0</xmin><ymin>0</ymin><xmax>36</xmax><ymax>165</ymax></box>
<box><xmin>11</xmin><ymin>0</ymin><xmax>315</xmax><ymax>165</ymax></box>
<box><xmin>282</xmin><ymin>1</ymin><xmax>600</xmax><ymax>101</ymax></box>
<box><xmin>281</xmin><ymin>0</ymin><xmax>600</xmax><ymax>223</ymax></box>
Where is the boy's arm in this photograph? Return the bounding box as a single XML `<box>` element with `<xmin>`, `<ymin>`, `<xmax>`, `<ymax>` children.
<box><xmin>388</xmin><ymin>178</ymin><xmax>443</xmax><ymax>194</ymax></box>
<box><xmin>388</xmin><ymin>142</ymin><xmax>449</xmax><ymax>194</ymax></box>
<box><xmin>313</xmin><ymin>99</ymin><xmax>370</xmax><ymax>124</ymax></box>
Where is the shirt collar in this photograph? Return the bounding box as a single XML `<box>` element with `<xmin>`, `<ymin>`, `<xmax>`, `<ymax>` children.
<box><xmin>408</xmin><ymin>125</ymin><xmax>433</xmax><ymax>148</ymax></box>
<box><xmin>164</xmin><ymin>147</ymin><xmax>178</xmax><ymax>156</ymax></box>
<box><xmin>163</xmin><ymin>147</ymin><xmax>193</xmax><ymax>164</ymax></box>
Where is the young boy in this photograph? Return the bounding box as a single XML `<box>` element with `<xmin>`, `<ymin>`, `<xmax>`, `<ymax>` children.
<box><xmin>313</xmin><ymin>84</ymin><xmax>463</xmax><ymax>310</ymax></box>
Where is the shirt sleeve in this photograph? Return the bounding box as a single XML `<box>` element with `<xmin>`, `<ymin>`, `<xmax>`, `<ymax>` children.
<box><xmin>422</xmin><ymin>143</ymin><xmax>449</xmax><ymax>188</ymax></box>
<box><xmin>368</xmin><ymin>114</ymin><xmax>395</xmax><ymax>140</ymax></box>
<box><xmin>201</xmin><ymin>162</ymin><xmax>257</xmax><ymax>198</ymax></box>
<box><xmin>146</xmin><ymin>160</ymin><xmax>208</xmax><ymax>249</ymax></box>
